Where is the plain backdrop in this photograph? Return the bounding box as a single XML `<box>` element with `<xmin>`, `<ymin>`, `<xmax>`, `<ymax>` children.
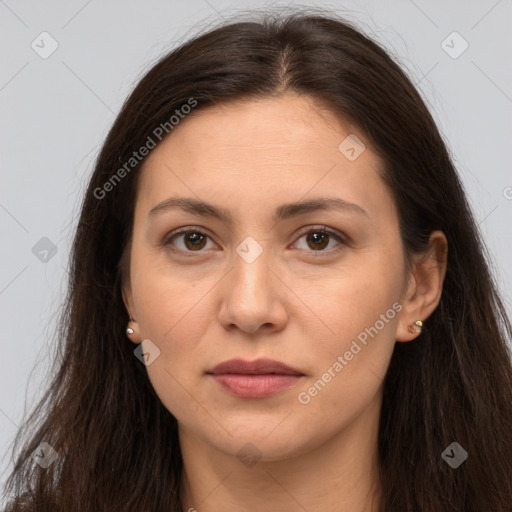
<box><xmin>1</xmin><ymin>0</ymin><xmax>511</xmax><ymax>493</ymax></box>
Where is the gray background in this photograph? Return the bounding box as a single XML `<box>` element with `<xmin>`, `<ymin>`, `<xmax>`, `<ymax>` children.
<box><xmin>1</xmin><ymin>0</ymin><xmax>511</xmax><ymax>493</ymax></box>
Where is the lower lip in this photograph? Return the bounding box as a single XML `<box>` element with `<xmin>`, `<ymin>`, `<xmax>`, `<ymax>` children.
<box><xmin>209</xmin><ymin>373</ymin><xmax>303</xmax><ymax>398</ymax></box>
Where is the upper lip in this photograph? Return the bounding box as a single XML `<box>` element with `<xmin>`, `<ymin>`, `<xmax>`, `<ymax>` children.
<box><xmin>208</xmin><ymin>358</ymin><xmax>304</xmax><ymax>375</ymax></box>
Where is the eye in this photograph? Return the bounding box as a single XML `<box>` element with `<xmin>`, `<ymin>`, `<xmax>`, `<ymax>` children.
<box><xmin>292</xmin><ymin>226</ymin><xmax>347</xmax><ymax>254</ymax></box>
<box><xmin>163</xmin><ymin>228</ymin><xmax>217</xmax><ymax>254</ymax></box>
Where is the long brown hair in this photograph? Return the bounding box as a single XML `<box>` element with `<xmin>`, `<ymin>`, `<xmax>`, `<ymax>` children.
<box><xmin>3</xmin><ymin>7</ymin><xmax>512</xmax><ymax>511</ymax></box>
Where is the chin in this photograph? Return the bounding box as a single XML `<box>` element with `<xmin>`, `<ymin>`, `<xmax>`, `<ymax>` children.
<box><xmin>202</xmin><ymin>421</ymin><xmax>313</xmax><ymax>461</ymax></box>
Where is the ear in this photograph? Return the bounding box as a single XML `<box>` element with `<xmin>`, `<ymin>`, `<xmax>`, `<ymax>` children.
<box><xmin>396</xmin><ymin>230</ymin><xmax>448</xmax><ymax>342</ymax></box>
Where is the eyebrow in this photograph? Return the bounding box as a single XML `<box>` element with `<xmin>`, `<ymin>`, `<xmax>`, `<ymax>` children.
<box><xmin>148</xmin><ymin>196</ymin><xmax>369</xmax><ymax>224</ymax></box>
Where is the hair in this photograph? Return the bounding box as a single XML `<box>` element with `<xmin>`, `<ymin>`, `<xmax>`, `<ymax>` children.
<box><xmin>3</xmin><ymin>7</ymin><xmax>512</xmax><ymax>512</ymax></box>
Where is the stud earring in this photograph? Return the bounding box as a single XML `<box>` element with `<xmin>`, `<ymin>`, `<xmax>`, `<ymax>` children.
<box><xmin>408</xmin><ymin>320</ymin><xmax>423</xmax><ymax>334</ymax></box>
<box><xmin>126</xmin><ymin>315</ymin><xmax>135</xmax><ymax>336</ymax></box>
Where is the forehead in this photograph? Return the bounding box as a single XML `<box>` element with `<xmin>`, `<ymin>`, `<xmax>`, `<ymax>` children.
<box><xmin>147</xmin><ymin>93</ymin><xmax>363</xmax><ymax>158</ymax></box>
<box><xmin>135</xmin><ymin>93</ymin><xmax>394</xmax><ymax>222</ymax></box>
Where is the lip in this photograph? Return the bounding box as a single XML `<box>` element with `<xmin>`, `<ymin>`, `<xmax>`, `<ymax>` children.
<box><xmin>208</xmin><ymin>358</ymin><xmax>303</xmax><ymax>376</ymax></box>
<box><xmin>207</xmin><ymin>358</ymin><xmax>305</xmax><ymax>398</ymax></box>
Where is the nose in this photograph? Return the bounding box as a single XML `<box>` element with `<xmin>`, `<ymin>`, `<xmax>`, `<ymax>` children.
<box><xmin>217</xmin><ymin>246</ymin><xmax>288</xmax><ymax>335</ymax></box>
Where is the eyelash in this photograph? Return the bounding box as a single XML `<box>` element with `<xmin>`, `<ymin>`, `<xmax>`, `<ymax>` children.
<box><xmin>162</xmin><ymin>225</ymin><xmax>348</xmax><ymax>257</ymax></box>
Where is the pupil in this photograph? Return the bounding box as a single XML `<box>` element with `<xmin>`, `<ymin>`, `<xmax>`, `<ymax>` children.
<box><xmin>186</xmin><ymin>232</ymin><xmax>205</xmax><ymax>250</ymax></box>
<box><xmin>308</xmin><ymin>232</ymin><xmax>328</xmax><ymax>250</ymax></box>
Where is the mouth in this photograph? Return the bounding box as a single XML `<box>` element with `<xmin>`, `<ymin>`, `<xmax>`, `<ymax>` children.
<box><xmin>206</xmin><ymin>358</ymin><xmax>305</xmax><ymax>398</ymax></box>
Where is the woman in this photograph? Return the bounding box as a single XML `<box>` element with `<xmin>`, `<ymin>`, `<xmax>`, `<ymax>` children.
<box><xmin>3</xmin><ymin>8</ymin><xmax>512</xmax><ymax>512</ymax></box>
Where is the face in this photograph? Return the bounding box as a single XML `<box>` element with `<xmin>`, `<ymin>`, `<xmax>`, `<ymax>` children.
<box><xmin>123</xmin><ymin>92</ymin><xmax>413</xmax><ymax>461</ymax></box>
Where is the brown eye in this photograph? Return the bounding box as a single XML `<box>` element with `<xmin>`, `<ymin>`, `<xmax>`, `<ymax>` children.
<box><xmin>165</xmin><ymin>230</ymin><xmax>214</xmax><ymax>252</ymax></box>
<box><xmin>305</xmin><ymin>231</ymin><xmax>330</xmax><ymax>250</ymax></box>
<box><xmin>182</xmin><ymin>232</ymin><xmax>207</xmax><ymax>251</ymax></box>
<box><xmin>294</xmin><ymin>227</ymin><xmax>346</xmax><ymax>254</ymax></box>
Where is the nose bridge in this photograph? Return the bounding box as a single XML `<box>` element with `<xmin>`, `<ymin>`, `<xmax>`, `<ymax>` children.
<box><xmin>231</xmin><ymin>234</ymin><xmax>272</xmax><ymax>297</ymax></box>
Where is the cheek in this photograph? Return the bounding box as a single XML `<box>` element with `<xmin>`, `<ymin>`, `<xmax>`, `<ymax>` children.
<box><xmin>130</xmin><ymin>261</ymin><xmax>216</xmax><ymax>418</ymax></box>
<box><xmin>134</xmin><ymin>292</ymin><xmax>209</xmax><ymax>427</ymax></box>
<box><xmin>293</xmin><ymin>264</ymin><xmax>401</xmax><ymax>406</ymax></box>
<box><xmin>131</xmin><ymin>248</ymin><xmax>213</xmax><ymax>341</ymax></box>
<box><xmin>134</xmin><ymin>282</ymin><xmax>210</xmax><ymax>371</ymax></box>
<box><xmin>294</xmin><ymin>255</ymin><xmax>400</xmax><ymax>346</ymax></box>
<box><xmin>295</xmin><ymin>308</ymin><xmax>397</xmax><ymax>426</ymax></box>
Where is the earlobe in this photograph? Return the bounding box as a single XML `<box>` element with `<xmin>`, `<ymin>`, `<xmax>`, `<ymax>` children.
<box><xmin>396</xmin><ymin>319</ymin><xmax>424</xmax><ymax>342</ymax></box>
<box><xmin>121</xmin><ymin>282</ymin><xmax>141</xmax><ymax>343</ymax></box>
<box><xmin>408</xmin><ymin>320</ymin><xmax>423</xmax><ymax>334</ymax></box>
<box><xmin>125</xmin><ymin>313</ymin><xmax>141</xmax><ymax>344</ymax></box>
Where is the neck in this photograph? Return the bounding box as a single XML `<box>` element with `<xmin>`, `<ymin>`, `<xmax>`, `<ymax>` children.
<box><xmin>178</xmin><ymin>391</ymin><xmax>383</xmax><ymax>512</ymax></box>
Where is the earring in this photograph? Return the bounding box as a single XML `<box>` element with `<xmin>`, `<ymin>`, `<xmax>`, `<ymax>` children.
<box><xmin>408</xmin><ymin>320</ymin><xmax>423</xmax><ymax>334</ymax></box>
<box><xmin>126</xmin><ymin>315</ymin><xmax>135</xmax><ymax>336</ymax></box>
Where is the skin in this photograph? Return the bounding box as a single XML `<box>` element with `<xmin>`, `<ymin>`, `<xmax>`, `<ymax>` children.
<box><xmin>122</xmin><ymin>91</ymin><xmax>447</xmax><ymax>512</ymax></box>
